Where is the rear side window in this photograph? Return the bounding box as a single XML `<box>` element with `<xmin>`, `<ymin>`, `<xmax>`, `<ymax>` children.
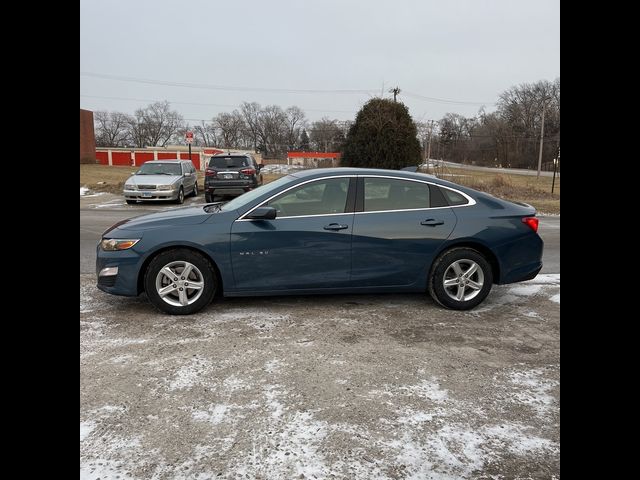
<box><xmin>441</xmin><ymin>187</ymin><xmax>469</xmax><ymax>206</ymax></box>
<box><xmin>363</xmin><ymin>178</ymin><xmax>430</xmax><ymax>212</ymax></box>
<box><xmin>209</xmin><ymin>156</ymin><xmax>249</xmax><ymax>168</ymax></box>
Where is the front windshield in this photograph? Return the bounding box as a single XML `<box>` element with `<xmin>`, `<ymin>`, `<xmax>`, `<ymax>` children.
<box><xmin>220</xmin><ymin>175</ymin><xmax>294</xmax><ymax>212</ymax></box>
<box><xmin>136</xmin><ymin>163</ymin><xmax>182</xmax><ymax>176</ymax></box>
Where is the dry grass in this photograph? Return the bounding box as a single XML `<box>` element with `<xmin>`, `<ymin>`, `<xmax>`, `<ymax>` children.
<box><xmin>81</xmin><ymin>164</ymin><xmax>560</xmax><ymax>214</ymax></box>
<box><xmin>430</xmin><ymin>167</ymin><xmax>560</xmax><ymax>214</ymax></box>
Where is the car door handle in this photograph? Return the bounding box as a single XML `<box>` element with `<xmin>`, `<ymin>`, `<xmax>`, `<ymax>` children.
<box><xmin>324</xmin><ymin>223</ymin><xmax>349</xmax><ymax>231</ymax></box>
<box><xmin>420</xmin><ymin>219</ymin><xmax>444</xmax><ymax>226</ymax></box>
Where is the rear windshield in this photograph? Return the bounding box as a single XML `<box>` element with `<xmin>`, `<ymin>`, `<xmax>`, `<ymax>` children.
<box><xmin>209</xmin><ymin>156</ymin><xmax>249</xmax><ymax>168</ymax></box>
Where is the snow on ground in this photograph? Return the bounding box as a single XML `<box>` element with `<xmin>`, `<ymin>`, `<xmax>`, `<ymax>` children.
<box><xmin>260</xmin><ymin>164</ymin><xmax>307</xmax><ymax>174</ymax></box>
<box><xmin>550</xmin><ymin>293</ymin><xmax>560</xmax><ymax>304</ymax></box>
<box><xmin>80</xmin><ymin>187</ymin><xmax>89</xmax><ymax>195</ymax></box>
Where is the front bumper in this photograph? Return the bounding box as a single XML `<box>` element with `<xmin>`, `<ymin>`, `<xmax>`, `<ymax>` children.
<box><xmin>124</xmin><ymin>189</ymin><xmax>178</xmax><ymax>201</ymax></box>
<box><xmin>96</xmin><ymin>248</ymin><xmax>144</xmax><ymax>296</ymax></box>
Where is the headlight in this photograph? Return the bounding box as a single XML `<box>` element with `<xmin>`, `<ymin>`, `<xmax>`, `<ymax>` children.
<box><xmin>124</xmin><ymin>183</ymin><xmax>136</xmax><ymax>190</ymax></box>
<box><xmin>157</xmin><ymin>185</ymin><xmax>174</xmax><ymax>191</ymax></box>
<box><xmin>101</xmin><ymin>238</ymin><xmax>140</xmax><ymax>251</ymax></box>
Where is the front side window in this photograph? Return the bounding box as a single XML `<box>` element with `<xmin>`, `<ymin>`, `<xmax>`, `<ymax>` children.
<box><xmin>364</xmin><ymin>178</ymin><xmax>430</xmax><ymax>212</ymax></box>
<box><xmin>268</xmin><ymin>178</ymin><xmax>350</xmax><ymax>217</ymax></box>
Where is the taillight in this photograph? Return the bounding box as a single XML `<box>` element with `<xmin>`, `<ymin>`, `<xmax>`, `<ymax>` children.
<box><xmin>522</xmin><ymin>217</ymin><xmax>539</xmax><ymax>232</ymax></box>
<box><xmin>240</xmin><ymin>168</ymin><xmax>256</xmax><ymax>175</ymax></box>
<box><xmin>205</xmin><ymin>168</ymin><xmax>216</xmax><ymax>177</ymax></box>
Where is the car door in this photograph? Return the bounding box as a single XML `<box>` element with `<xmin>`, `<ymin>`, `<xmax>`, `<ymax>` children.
<box><xmin>351</xmin><ymin>176</ymin><xmax>457</xmax><ymax>287</ymax></box>
<box><xmin>230</xmin><ymin>177</ymin><xmax>356</xmax><ymax>291</ymax></box>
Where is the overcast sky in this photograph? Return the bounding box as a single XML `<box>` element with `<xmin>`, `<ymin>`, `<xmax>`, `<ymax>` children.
<box><xmin>80</xmin><ymin>0</ymin><xmax>559</xmax><ymax>124</ymax></box>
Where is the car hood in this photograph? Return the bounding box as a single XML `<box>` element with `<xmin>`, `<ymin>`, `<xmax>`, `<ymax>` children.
<box><xmin>127</xmin><ymin>174</ymin><xmax>181</xmax><ymax>186</ymax></box>
<box><xmin>108</xmin><ymin>206</ymin><xmax>214</xmax><ymax>233</ymax></box>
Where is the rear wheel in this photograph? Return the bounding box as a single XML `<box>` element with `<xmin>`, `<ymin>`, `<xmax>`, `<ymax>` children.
<box><xmin>205</xmin><ymin>192</ymin><xmax>214</xmax><ymax>203</ymax></box>
<box><xmin>191</xmin><ymin>182</ymin><xmax>198</xmax><ymax>197</ymax></box>
<box><xmin>126</xmin><ymin>200</ymin><xmax>137</xmax><ymax>205</ymax></box>
<box><xmin>428</xmin><ymin>247</ymin><xmax>493</xmax><ymax>310</ymax></box>
<box><xmin>144</xmin><ymin>249</ymin><xmax>216</xmax><ymax>315</ymax></box>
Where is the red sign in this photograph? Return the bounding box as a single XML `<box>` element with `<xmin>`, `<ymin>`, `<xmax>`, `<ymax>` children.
<box><xmin>185</xmin><ymin>131</ymin><xmax>194</xmax><ymax>144</ymax></box>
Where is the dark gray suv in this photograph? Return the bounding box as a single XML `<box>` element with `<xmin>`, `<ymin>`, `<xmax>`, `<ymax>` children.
<box><xmin>204</xmin><ymin>153</ymin><xmax>263</xmax><ymax>203</ymax></box>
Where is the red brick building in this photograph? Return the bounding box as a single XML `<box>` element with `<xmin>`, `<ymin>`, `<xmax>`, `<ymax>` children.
<box><xmin>80</xmin><ymin>109</ymin><xmax>96</xmax><ymax>164</ymax></box>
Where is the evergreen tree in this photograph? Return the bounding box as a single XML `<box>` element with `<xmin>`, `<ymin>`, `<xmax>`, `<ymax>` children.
<box><xmin>300</xmin><ymin>129</ymin><xmax>310</xmax><ymax>150</ymax></box>
<box><xmin>341</xmin><ymin>98</ymin><xmax>421</xmax><ymax>169</ymax></box>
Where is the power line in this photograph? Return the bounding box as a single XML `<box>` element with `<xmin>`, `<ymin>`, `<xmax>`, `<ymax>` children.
<box><xmin>403</xmin><ymin>91</ymin><xmax>496</xmax><ymax>106</ymax></box>
<box><xmin>81</xmin><ymin>71</ymin><xmax>499</xmax><ymax>106</ymax></box>
<box><xmin>81</xmin><ymin>72</ymin><xmax>376</xmax><ymax>95</ymax></box>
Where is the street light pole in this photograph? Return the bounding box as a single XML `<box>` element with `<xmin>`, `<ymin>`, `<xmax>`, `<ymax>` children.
<box><xmin>536</xmin><ymin>98</ymin><xmax>548</xmax><ymax>179</ymax></box>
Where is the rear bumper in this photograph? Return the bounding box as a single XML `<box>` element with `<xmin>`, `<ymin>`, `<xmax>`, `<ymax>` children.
<box><xmin>494</xmin><ymin>233</ymin><xmax>544</xmax><ymax>284</ymax></box>
<box><xmin>205</xmin><ymin>180</ymin><xmax>257</xmax><ymax>194</ymax></box>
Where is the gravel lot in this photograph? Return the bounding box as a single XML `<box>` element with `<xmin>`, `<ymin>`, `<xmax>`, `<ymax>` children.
<box><xmin>80</xmin><ymin>270</ymin><xmax>559</xmax><ymax>479</ymax></box>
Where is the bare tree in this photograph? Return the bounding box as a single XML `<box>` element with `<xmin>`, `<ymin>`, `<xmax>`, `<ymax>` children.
<box><xmin>214</xmin><ymin>111</ymin><xmax>244</xmax><ymax>148</ymax></box>
<box><xmin>284</xmin><ymin>106</ymin><xmax>307</xmax><ymax>149</ymax></box>
<box><xmin>309</xmin><ymin>118</ymin><xmax>344</xmax><ymax>152</ymax></box>
<box><xmin>194</xmin><ymin>121</ymin><xmax>217</xmax><ymax>147</ymax></box>
<box><xmin>94</xmin><ymin>111</ymin><xmax>132</xmax><ymax>147</ymax></box>
<box><xmin>128</xmin><ymin>101</ymin><xmax>185</xmax><ymax>147</ymax></box>
<box><xmin>240</xmin><ymin>102</ymin><xmax>262</xmax><ymax>151</ymax></box>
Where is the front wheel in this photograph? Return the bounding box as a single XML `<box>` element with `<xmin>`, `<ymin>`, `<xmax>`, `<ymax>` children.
<box><xmin>428</xmin><ymin>247</ymin><xmax>493</xmax><ymax>310</ymax></box>
<box><xmin>176</xmin><ymin>187</ymin><xmax>184</xmax><ymax>204</ymax></box>
<box><xmin>144</xmin><ymin>249</ymin><xmax>216</xmax><ymax>315</ymax></box>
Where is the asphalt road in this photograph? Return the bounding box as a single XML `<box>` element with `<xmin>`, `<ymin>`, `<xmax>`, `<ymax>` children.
<box><xmin>80</xmin><ymin>193</ymin><xmax>560</xmax><ymax>275</ymax></box>
<box><xmin>436</xmin><ymin>160</ymin><xmax>559</xmax><ymax>178</ymax></box>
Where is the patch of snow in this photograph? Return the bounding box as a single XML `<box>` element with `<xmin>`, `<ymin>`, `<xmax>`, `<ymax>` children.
<box><xmin>168</xmin><ymin>358</ymin><xmax>213</xmax><ymax>391</ymax></box>
<box><xmin>264</xmin><ymin>359</ymin><xmax>283</xmax><ymax>374</ymax></box>
<box><xmin>506</xmin><ymin>368</ymin><xmax>559</xmax><ymax>417</ymax></box>
<box><xmin>80</xmin><ymin>187</ymin><xmax>89</xmax><ymax>196</ymax></box>
<box><xmin>260</xmin><ymin>164</ymin><xmax>307</xmax><ymax>174</ymax></box>
<box><xmin>509</xmin><ymin>284</ymin><xmax>543</xmax><ymax>296</ymax></box>
<box><xmin>222</xmin><ymin>374</ymin><xmax>248</xmax><ymax>392</ymax></box>
<box><xmin>192</xmin><ymin>404</ymin><xmax>230</xmax><ymax>425</ymax></box>
<box><xmin>80</xmin><ymin>421</ymin><xmax>95</xmax><ymax>442</ymax></box>
<box><xmin>264</xmin><ymin>385</ymin><xmax>286</xmax><ymax>419</ymax></box>
<box><xmin>527</xmin><ymin>273</ymin><xmax>560</xmax><ymax>284</ymax></box>
<box><xmin>550</xmin><ymin>293</ymin><xmax>560</xmax><ymax>304</ymax></box>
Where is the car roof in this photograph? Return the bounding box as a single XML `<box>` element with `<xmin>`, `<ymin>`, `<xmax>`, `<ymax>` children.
<box><xmin>144</xmin><ymin>159</ymin><xmax>188</xmax><ymax>163</ymax></box>
<box><xmin>288</xmin><ymin>167</ymin><xmax>481</xmax><ymax>195</ymax></box>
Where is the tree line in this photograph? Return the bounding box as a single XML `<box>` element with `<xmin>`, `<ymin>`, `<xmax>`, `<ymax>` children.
<box><xmin>94</xmin><ymin>77</ymin><xmax>559</xmax><ymax>167</ymax></box>
<box><xmin>94</xmin><ymin>101</ymin><xmax>350</xmax><ymax>158</ymax></box>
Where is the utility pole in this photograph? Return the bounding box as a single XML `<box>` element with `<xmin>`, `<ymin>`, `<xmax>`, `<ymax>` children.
<box><xmin>552</xmin><ymin>145</ymin><xmax>559</xmax><ymax>194</ymax></box>
<box><xmin>536</xmin><ymin>97</ymin><xmax>549</xmax><ymax>179</ymax></box>
<box><xmin>389</xmin><ymin>87</ymin><xmax>401</xmax><ymax>102</ymax></box>
<box><xmin>427</xmin><ymin>120</ymin><xmax>434</xmax><ymax>164</ymax></box>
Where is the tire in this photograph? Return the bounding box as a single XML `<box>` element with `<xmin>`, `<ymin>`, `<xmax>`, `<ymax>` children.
<box><xmin>205</xmin><ymin>192</ymin><xmax>214</xmax><ymax>203</ymax></box>
<box><xmin>126</xmin><ymin>200</ymin><xmax>137</xmax><ymax>205</ymax></box>
<box><xmin>176</xmin><ymin>187</ymin><xmax>184</xmax><ymax>204</ymax></box>
<box><xmin>428</xmin><ymin>247</ymin><xmax>493</xmax><ymax>310</ymax></box>
<box><xmin>144</xmin><ymin>249</ymin><xmax>217</xmax><ymax>315</ymax></box>
<box><xmin>191</xmin><ymin>182</ymin><xmax>198</xmax><ymax>197</ymax></box>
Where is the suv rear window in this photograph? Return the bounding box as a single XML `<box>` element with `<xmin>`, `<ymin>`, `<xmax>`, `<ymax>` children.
<box><xmin>209</xmin><ymin>156</ymin><xmax>249</xmax><ymax>169</ymax></box>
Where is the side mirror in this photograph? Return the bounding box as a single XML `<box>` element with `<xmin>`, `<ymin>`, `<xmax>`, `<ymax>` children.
<box><xmin>184</xmin><ymin>172</ymin><xmax>192</xmax><ymax>177</ymax></box>
<box><xmin>245</xmin><ymin>206</ymin><xmax>277</xmax><ymax>220</ymax></box>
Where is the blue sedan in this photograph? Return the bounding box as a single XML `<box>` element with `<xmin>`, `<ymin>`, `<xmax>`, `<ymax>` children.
<box><xmin>97</xmin><ymin>168</ymin><xmax>543</xmax><ymax>314</ymax></box>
